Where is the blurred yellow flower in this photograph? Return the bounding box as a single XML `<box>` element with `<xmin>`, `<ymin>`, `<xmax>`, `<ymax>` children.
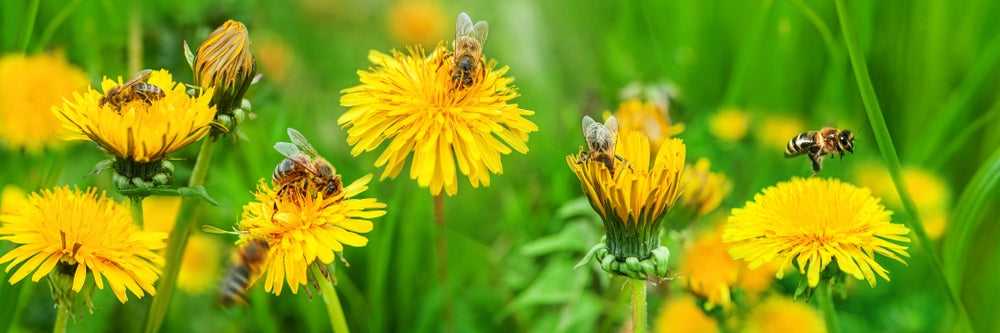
<box><xmin>709</xmin><ymin>108</ymin><xmax>749</xmax><ymax>142</ymax></box>
<box><xmin>724</xmin><ymin>177</ymin><xmax>910</xmax><ymax>288</ymax></box>
<box><xmin>237</xmin><ymin>175</ymin><xmax>386</xmax><ymax>295</ymax></box>
<box><xmin>0</xmin><ymin>53</ymin><xmax>89</xmax><ymax>153</ymax></box>
<box><xmin>854</xmin><ymin>162</ymin><xmax>951</xmax><ymax>239</ymax></box>
<box><xmin>0</xmin><ymin>187</ymin><xmax>166</xmax><ymax>303</ymax></box>
<box><xmin>609</xmin><ymin>99</ymin><xmax>685</xmax><ymax>156</ymax></box>
<box><xmin>255</xmin><ymin>32</ymin><xmax>294</xmax><ymax>85</ymax></box>
<box><xmin>654</xmin><ymin>295</ymin><xmax>719</xmax><ymax>333</ymax></box>
<box><xmin>340</xmin><ymin>43</ymin><xmax>538</xmax><ymax>196</ymax></box>
<box><xmin>1</xmin><ymin>185</ymin><xmax>28</xmax><ymax>214</ymax></box>
<box><xmin>53</xmin><ymin>69</ymin><xmax>215</xmax><ymax>163</ymax></box>
<box><xmin>142</xmin><ymin>196</ymin><xmax>221</xmax><ymax>294</ymax></box>
<box><xmin>756</xmin><ymin>114</ymin><xmax>805</xmax><ymax>151</ymax></box>
<box><xmin>742</xmin><ymin>297</ymin><xmax>826</xmax><ymax>333</ymax></box>
<box><xmin>682</xmin><ymin>225</ymin><xmax>776</xmax><ymax>310</ymax></box>
<box><xmin>388</xmin><ymin>1</ymin><xmax>446</xmax><ymax>46</ymax></box>
<box><xmin>675</xmin><ymin>158</ymin><xmax>732</xmax><ymax>222</ymax></box>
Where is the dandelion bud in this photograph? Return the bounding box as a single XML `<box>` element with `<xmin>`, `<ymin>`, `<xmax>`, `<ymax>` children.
<box><xmin>194</xmin><ymin>20</ymin><xmax>256</xmax><ymax>119</ymax></box>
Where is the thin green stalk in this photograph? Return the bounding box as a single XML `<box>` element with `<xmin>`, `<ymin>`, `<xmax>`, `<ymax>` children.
<box><xmin>943</xmin><ymin>146</ymin><xmax>1000</xmax><ymax>289</ymax></box>
<box><xmin>834</xmin><ymin>1</ymin><xmax>971</xmax><ymax>331</ymax></box>
<box><xmin>816</xmin><ymin>282</ymin><xmax>840</xmax><ymax>333</ymax></box>
<box><xmin>127</xmin><ymin>3</ymin><xmax>142</xmax><ymax>73</ymax></box>
<box><xmin>313</xmin><ymin>264</ymin><xmax>350</xmax><ymax>333</ymax></box>
<box><xmin>34</xmin><ymin>0</ymin><xmax>84</xmax><ymax>52</ymax></box>
<box><xmin>931</xmin><ymin>98</ymin><xmax>1000</xmax><ymax>170</ymax></box>
<box><xmin>52</xmin><ymin>308</ymin><xmax>68</xmax><ymax>333</ymax></box>
<box><xmin>143</xmin><ymin>138</ymin><xmax>216</xmax><ymax>333</ymax></box>
<box><xmin>130</xmin><ymin>196</ymin><xmax>144</xmax><ymax>229</ymax></box>
<box><xmin>720</xmin><ymin>0</ymin><xmax>771</xmax><ymax>106</ymax></box>
<box><xmin>433</xmin><ymin>194</ymin><xmax>453</xmax><ymax>333</ymax></box>
<box><xmin>20</xmin><ymin>0</ymin><xmax>40</xmax><ymax>52</ymax></box>
<box><xmin>629</xmin><ymin>278</ymin><xmax>647</xmax><ymax>333</ymax></box>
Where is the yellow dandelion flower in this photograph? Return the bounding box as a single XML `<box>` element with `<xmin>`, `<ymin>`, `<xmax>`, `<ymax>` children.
<box><xmin>854</xmin><ymin>162</ymin><xmax>951</xmax><ymax>239</ymax></box>
<box><xmin>141</xmin><ymin>196</ymin><xmax>220</xmax><ymax>294</ymax></box>
<box><xmin>756</xmin><ymin>114</ymin><xmax>805</xmax><ymax>151</ymax></box>
<box><xmin>609</xmin><ymin>98</ymin><xmax>685</xmax><ymax>156</ymax></box>
<box><xmin>1</xmin><ymin>185</ymin><xmax>28</xmax><ymax>214</ymax></box>
<box><xmin>388</xmin><ymin>1</ymin><xmax>446</xmax><ymax>46</ymax></box>
<box><xmin>681</xmin><ymin>224</ymin><xmax>777</xmax><ymax>311</ymax></box>
<box><xmin>236</xmin><ymin>175</ymin><xmax>386</xmax><ymax>295</ymax></box>
<box><xmin>0</xmin><ymin>187</ymin><xmax>166</xmax><ymax>303</ymax></box>
<box><xmin>742</xmin><ymin>297</ymin><xmax>826</xmax><ymax>333</ymax></box>
<box><xmin>568</xmin><ymin>132</ymin><xmax>685</xmax><ymax>278</ymax></box>
<box><xmin>654</xmin><ymin>295</ymin><xmax>719</xmax><ymax>333</ymax></box>
<box><xmin>340</xmin><ymin>43</ymin><xmax>538</xmax><ymax>196</ymax></box>
<box><xmin>724</xmin><ymin>177</ymin><xmax>911</xmax><ymax>288</ymax></box>
<box><xmin>709</xmin><ymin>108</ymin><xmax>749</xmax><ymax>142</ymax></box>
<box><xmin>674</xmin><ymin>158</ymin><xmax>732</xmax><ymax>222</ymax></box>
<box><xmin>53</xmin><ymin>69</ymin><xmax>215</xmax><ymax>163</ymax></box>
<box><xmin>0</xmin><ymin>53</ymin><xmax>89</xmax><ymax>153</ymax></box>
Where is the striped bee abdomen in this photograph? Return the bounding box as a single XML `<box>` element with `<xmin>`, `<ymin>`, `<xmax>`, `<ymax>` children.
<box><xmin>784</xmin><ymin>132</ymin><xmax>817</xmax><ymax>157</ymax></box>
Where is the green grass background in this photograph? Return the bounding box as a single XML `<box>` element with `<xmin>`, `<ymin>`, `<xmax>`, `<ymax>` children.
<box><xmin>1</xmin><ymin>0</ymin><xmax>999</xmax><ymax>332</ymax></box>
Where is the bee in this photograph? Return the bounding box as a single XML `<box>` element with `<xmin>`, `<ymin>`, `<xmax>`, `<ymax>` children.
<box><xmin>272</xmin><ymin>128</ymin><xmax>343</xmax><ymax>200</ymax></box>
<box><xmin>219</xmin><ymin>239</ymin><xmax>270</xmax><ymax>307</ymax></box>
<box><xmin>577</xmin><ymin>115</ymin><xmax>627</xmax><ymax>175</ymax></box>
<box><xmin>451</xmin><ymin>12</ymin><xmax>489</xmax><ymax>88</ymax></box>
<box><xmin>98</xmin><ymin>69</ymin><xmax>165</xmax><ymax>112</ymax></box>
<box><xmin>785</xmin><ymin>127</ymin><xmax>855</xmax><ymax>176</ymax></box>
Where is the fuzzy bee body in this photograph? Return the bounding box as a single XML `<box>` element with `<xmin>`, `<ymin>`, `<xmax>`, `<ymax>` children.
<box><xmin>451</xmin><ymin>12</ymin><xmax>488</xmax><ymax>88</ymax></box>
<box><xmin>785</xmin><ymin>127</ymin><xmax>855</xmax><ymax>176</ymax></box>
<box><xmin>99</xmin><ymin>69</ymin><xmax>165</xmax><ymax>112</ymax></box>
<box><xmin>272</xmin><ymin>128</ymin><xmax>343</xmax><ymax>201</ymax></box>
<box><xmin>219</xmin><ymin>239</ymin><xmax>270</xmax><ymax>307</ymax></box>
<box><xmin>577</xmin><ymin>115</ymin><xmax>626</xmax><ymax>175</ymax></box>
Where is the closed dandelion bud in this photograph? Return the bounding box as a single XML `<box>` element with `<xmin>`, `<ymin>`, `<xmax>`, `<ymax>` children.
<box><xmin>194</xmin><ymin>20</ymin><xmax>256</xmax><ymax>121</ymax></box>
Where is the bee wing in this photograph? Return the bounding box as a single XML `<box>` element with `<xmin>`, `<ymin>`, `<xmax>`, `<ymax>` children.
<box><xmin>456</xmin><ymin>12</ymin><xmax>474</xmax><ymax>39</ymax></box>
<box><xmin>121</xmin><ymin>69</ymin><xmax>153</xmax><ymax>88</ymax></box>
<box><xmin>273</xmin><ymin>142</ymin><xmax>302</xmax><ymax>160</ymax></box>
<box><xmin>604</xmin><ymin>115</ymin><xmax>619</xmax><ymax>136</ymax></box>
<box><xmin>582</xmin><ymin>115</ymin><xmax>597</xmax><ymax>135</ymax></box>
<box><xmin>286</xmin><ymin>128</ymin><xmax>321</xmax><ymax>157</ymax></box>
<box><xmin>471</xmin><ymin>20</ymin><xmax>489</xmax><ymax>46</ymax></box>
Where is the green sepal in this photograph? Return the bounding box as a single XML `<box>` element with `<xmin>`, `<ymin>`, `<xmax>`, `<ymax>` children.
<box><xmin>85</xmin><ymin>159</ymin><xmax>115</xmax><ymax>178</ymax></box>
<box><xmin>183</xmin><ymin>40</ymin><xmax>196</xmax><ymax>73</ymax></box>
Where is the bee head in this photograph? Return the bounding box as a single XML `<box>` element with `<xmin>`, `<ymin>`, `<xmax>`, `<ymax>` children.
<box><xmin>840</xmin><ymin>130</ymin><xmax>854</xmax><ymax>153</ymax></box>
<box><xmin>324</xmin><ymin>177</ymin><xmax>342</xmax><ymax>197</ymax></box>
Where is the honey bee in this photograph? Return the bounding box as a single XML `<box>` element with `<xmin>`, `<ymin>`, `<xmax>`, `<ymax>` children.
<box><xmin>451</xmin><ymin>12</ymin><xmax>489</xmax><ymax>88</ymax></box>
<box><xmin>98</xmin><ymin>69</ymin><xmax>165</xmax><ymax>112</ymax></box>
<box><xmin>272</xmin><ymin>128</ymin><xmax>343</xmax><ymax>200</ymax></box>
<box><xmin>219</xmin><ymin>239</ymin><xmax>270</xmax><ymax>307</ymax></box>
<box><xmin>577</xmin><ymin>115</ymin><xmax>626</xmax><ymax>174</ymax></box>
<box><xmin>785</xmin><ymin>127</ymin><xmax>855</xmax><ymax>176</ymax></box>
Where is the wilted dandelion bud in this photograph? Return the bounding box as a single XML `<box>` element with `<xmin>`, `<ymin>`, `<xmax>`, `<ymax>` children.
<box><xmin>193</xmin><ymin>20</ymin><xmax>256</xmax><ymax>131</ymax></box>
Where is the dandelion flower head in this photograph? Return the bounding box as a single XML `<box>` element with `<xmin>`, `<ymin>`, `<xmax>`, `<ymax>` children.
<box><xmin>708</xmin><ymin>108</ymin><xmax>749</xmax><ymax>142</ymax></box>
<box><xmin>0</xmin><ymin>53</ymin><xmax>89</xmax><ymax>153</ymax></box>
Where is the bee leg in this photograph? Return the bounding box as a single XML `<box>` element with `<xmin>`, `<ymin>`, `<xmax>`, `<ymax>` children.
<box><xmin>809</xmin><ymin>154</ymin><xmax>824</xmax><ymax>176</ymax></box>
<box><xmin>615</xmin><ymin>154</ymin><xmax>633</xmax><ymax>172</ymax></box>
<box><xmin>576</xmin><ymin>151</ymin><xmax>593</xmax><ymax>164</ymax></box>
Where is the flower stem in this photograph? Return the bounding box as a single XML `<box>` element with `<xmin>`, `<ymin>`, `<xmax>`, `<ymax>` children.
<box><xmin>312</xmin><ymin>264</ymin><xmax>350</xmax><ymax>333</ymax></box>
<box><xmin>816</xmin><ymin>282</ymin><xmax>839</xmax><ymax>333</ymax></box>
<box><xmin>629</xmin><ymin>278</ymin><xmax>647</xmax><ymax>333</ymax></box>
<box><xmin>433</xmin><ymin>194</ymin><xmax>453</xmax><ymax>332</ymax></box>
<box><xmin>52</xmin><ymin>308</ymin><xmax>68</xmax><ymax>333</ymax></box>
<box><xmin>20</xmin><ymin>0</ymin><xmax>41</xmax><ymax>53</ymax></box>
<box><xmin>143</xmin><ymin>138</ymin><xmax>216</xmax><ymax>333</ymax></box>
<box><xmin>833</xmin><ymin>0</ymin><xmax>971</xmax><ymax>331</ymax></box>
<box><xmin>127</xmin><ymin>3</ymin><xmax>143</xmax><ymax>73</ymax></box>
<box><xmin>130</xmin><ymin>196</ymin><xmax>144</xmax><ymax>229</ymax></box>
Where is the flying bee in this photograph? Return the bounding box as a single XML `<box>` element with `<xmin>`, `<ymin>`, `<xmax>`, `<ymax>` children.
<box><xmin>451</xmin><ymin>12</ymin><xmax>489</xmax><ymax>88</ymax></box>
<box><xmin>219</xmin><ymin>239</ymin><xmax>270</xmax><ymax>307</ymax></box>
<box><xmin>272</xmin><ymin>128</ymin><xmax>343</xmax><ymax>201</ymax></box>
<box><xmin>577</xmin><ymin>115</ymin><xmax>628</xmax><ymax>175</ymax></box>
<box><xmin>98</xmin><ymin>69</ymin><xmax>165</xmax><ymax>112</ymax></box>
<box><xmin>785</xmin><ymin>127</ymin><xmax>855</xmax><ymax>176</ymax></box>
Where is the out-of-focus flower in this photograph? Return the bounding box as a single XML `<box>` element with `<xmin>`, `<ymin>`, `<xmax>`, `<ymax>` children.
<box><xmin>340</xmin><ymin>43</ymin><xmax>537</xmax><ymax>196</ymax></box>
<box><xmin>607</xmin><ymin>98</ymin><xmax>685</xmax><ymax>156</ymax></box>
<box><xmin>236</xmin><ymin>175</ymin><xmax>386</xmax><ymax>295</ymax></box>
<box><xmin>672</xmin><ymin>158</ymin><xmax>732</xmax><ymax>226</ymax></box>
<box><xmin>0</xmin><ymin>53</ymin><xmax>89</xmax><ymax>153</ymax></box>
<box><xmin>142</xmin><ymin>196</ymin><xmax>221</xmax><ymax>294</ymax></box>
<box><xmin>709</xmin><ymin>108</ymin><xmax>749</xmax><ymax>142</ymax></box>
<box><xmin>756</xmin><ymin>114</ymin><xmax>805</xmax><ymax>151</ymax></box>
<box><xmin>388</xmin><ymin>1</ymin><xmax>446</xmax><ymax>46</ymax></box>
<box><xmin>724</xmin><ymin>177</ymin><xmax>910</xmax><ymax>291</ymax></box>
<box><xmin>568</xmin><ymin>132</ymin><xmax>685</xmax><ymax>279</ymax></box>
<box><xmin>654</xmin><ymin>295</ymin><xmax>719</xmax><ymax>333</ymax></box>
<box><xmin>0</xmin><ymin>187</ymin><xmax>165</xmax><ymax>311</ymax></box>
<box><xmin>854</xmin><ymin>162</ymin><xmax>951</xmax><ymax>239</ymax></box>
<box><xmin>681</xmin><ymin>224</ymin><xmax>777</xmax><ymax>310</ymax></box>
<box><xmin>741</xmin><ymin>297</ymin><xmax>826</xmax><ymax>333</ymax></box>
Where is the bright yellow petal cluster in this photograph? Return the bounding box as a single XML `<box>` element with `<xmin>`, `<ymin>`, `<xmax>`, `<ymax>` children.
<box><xmin>340</xmin><ymin>43</ymin><xmax>538</xmax><ymax>196</ymax></box>
<box><xmin>237</xmin><ymin>175</ymin><xmax>386</xmax><ymax>295</ymax></box>
<box><xmin>566</xmin><ymin>132</ymin><xmax>685</xmax><ymax>225</ymax></box>
<box><xmin>742</xmin><ymin>297</ymin><xmax>826</xmax><ymax>333</ymax></box>
<box><xmin>53</xmin><ymin>69</ymin><xmax>215</xmax><ymax>162</ymax></box>
<box><xmin>724</xmin><ymin>177</ymin><xmax>910</xmax><ymax>288</ymax></box>
<box><xmin>0</xmin><ymin>53</ymin><xmax>89</xmax><ymax>152</ymax></box>
<box><xmin>654</xmin><ymin>295</ymin><xmax>719</xmax><ymax>333</ymax></box>
<box><xmin>682</xmin><ymin>224</ymin><xmax>777</xmax><ymax>311</ymax></box>
<box><xmin>0</xmin><ymin>187</ymin><xmax>166</xmax><ymax>302</ymax></box>
<box><xmin>609</xmin><ymin>99</ymin><xmax>685</xmax><ymax>156</ymax></box>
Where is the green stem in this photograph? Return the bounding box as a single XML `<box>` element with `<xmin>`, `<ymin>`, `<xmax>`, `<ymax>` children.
<box><xmin>312</xmin><ymin>264</ymin><xmax>350</xmax><ymax>333</ymax></box>
<box><xmin>833</xmin><ymin>1</ymin><xmax>971</xmax><ymax>331</ymax></box>
<box><xmin>433</xmin><ymin>194</ymin><xmax>453</xmax><ymax>333</ymax></box>
<box><xmin>816</xmin><ymin>282</ymin><xmax>840</xmax><ymax>333</ymax></box>
<box><xmin>127</xmin><ymin>3</ymin><xmax>142</xmax><ymax>73</ymax></box>
<box><xmin>33</xmin><ymin>0</ymin><xmax>84</xmax><ymax>52</ymax></box>
<box><xmin>130</xmin><ymin>196</ymin><xmax>144</xmax><ymax>229</ymax></box>
<box><xmin>143</xmin><ymin>138</ymin><xmax>216</xmax><ymax>333</ymax></box>
<box><xmin>20</xmin><ymin>0</ymin><xmax>40</xmax><ymax>53</ymax></box>
<box><xmin>630</xmin><ymin>278</ymin><xmax>647</xmax><ymax>333</ymax></box>
<box><xmin>52</xmin><ymin>307</ymin><xmax>68</xmax><ymax>333</ymax></box>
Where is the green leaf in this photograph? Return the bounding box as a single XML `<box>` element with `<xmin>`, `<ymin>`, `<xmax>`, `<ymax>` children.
<box><xmin>943</xmin><ymin>146</ymin><xmax>1000</xmax><ymax>286</ymax></box>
